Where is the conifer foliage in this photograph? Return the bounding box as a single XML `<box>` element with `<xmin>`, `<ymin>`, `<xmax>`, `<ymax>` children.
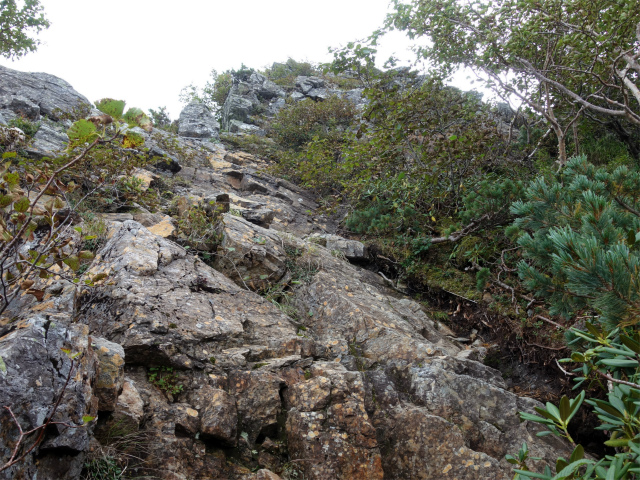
<box><xmin>511</xmin><ymin>156</ymin><xmax>640</xmax><ymax>328</ymax></box>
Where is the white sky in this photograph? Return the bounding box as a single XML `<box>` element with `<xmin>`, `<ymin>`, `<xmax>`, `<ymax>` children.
<box><xmin>1</xmin><ymin>0</ymin><xmax>432</xmax><ymax>119</ymax></box>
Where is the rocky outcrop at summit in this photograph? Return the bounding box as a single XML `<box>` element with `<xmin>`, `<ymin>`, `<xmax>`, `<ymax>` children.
<box><xmin>220</xmin><ymin>70</ymin><xmax>366</xmax><ymax>134</ymax></box>
<box><xmin>221</xmin><ymin>72</ymin><xmax>285</xmax><ymax>132</ymax></box>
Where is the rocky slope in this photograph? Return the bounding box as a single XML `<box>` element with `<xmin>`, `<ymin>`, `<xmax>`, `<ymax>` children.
<box><xmin>0</xmin><ymin>64</ymin><xmax>571</xmax><ymax>480</ymax></box>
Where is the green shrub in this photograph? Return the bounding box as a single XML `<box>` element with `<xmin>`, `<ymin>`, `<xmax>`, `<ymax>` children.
<box><xmin>8</xmin><ymin>116</ymin><xmax>39</xmax><ymax>137</ymax></box>
<box><xmin>263</xmin><ymin>58</ymin><xmax>320</xmax><ymax>86</ymax></box>
<box><xmin>173</xmin><ymin>197</ymin><xmax>223</xmax><ymax>254</ymax></box>
<box><xmin>269</xmin><ymin>95</ymin><xmax>356</xmax><ymax>149</ymax></box>
<box><xmin>0</xmin><ymin>98</ymin><xmax>152</xmax><ymax>317</ymax></box>
<box><xmin>147</xmin><ymin>366</ymin><xmax>183</xmax><ymax>396</ymax></box>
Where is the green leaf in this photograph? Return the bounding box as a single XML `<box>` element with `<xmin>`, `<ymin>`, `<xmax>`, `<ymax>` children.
<box><xmin>82</xmin><ymin>415</ymin><xmax>96</xmax><ymax>424</ymax></box>
<box><xmin>604</xmin><ymin>438</ymin><xmax>629</xmax><ymax>447</ymax></box>
<box><xmin>2</xmin><ymin>152</ymin><xmax>17</xmax><ymax>159</ymax></box>
<box><xmin>13</xmin><ymin>196</ymin><xmax>30</xmax><ymax>213</ymax></box>
<box><xmin>91</xmin><ymin>273</ymin><xmax>108</xmax><ymax>283</ymax></box>
<box><xmin>620</xmin><ymin>336</ymin><xmax>640</xmax><ymax>354</ymax></box>
<box><xmin>124</xmin><ymin>108</ymin><xmax>153</xmax><ymax>132</ymax></box>
<box><xmin>95</xmin><ymin>98</ymin><xmax>125</xmax><ymax>120</ymax></box>
<box><xmin>63</xmin><ymin>255</ymin><xmax>80</xmax><ymax>271</ymax></box>
<box><xmin>0</xmin><ymin>194</ymin><xmax>13</xmax><ymax>208</ymax></box>
<box><xmin>512</xmin><ymin>469</ymin><xmax>551</xmax><ymax>479</ymax></box>
<box><xmin>559</xmin><ymin>396</ymin><xmax>571</xmax><ymax>421</ymax></box>
<box><xmin>122</xmin><ymin>131</ymin><xmax>145</xmax><ymax>148</ymax></box>
<box><xmin>569</xmin><ymin>444</ymin><xmax>584</xmax><ymax>462</ymax></box>
<box><xmin>67</xmin><ymin>119</ymin><xmax>98</xmax><ymax>145</ymax></box>
<box><xmin>78</xmin><ymin>250</ymin><xmax>94</xmax><ymax>260</ymax></box>
<box><xmin>554</xmin><ymin>459</ymin><xmax>594</xmax><ymax>478</ymax></box>
<box><xmin>600</xmin><ymin>359</ymin><xmax>638</xmax><ymax>368</ymax></box>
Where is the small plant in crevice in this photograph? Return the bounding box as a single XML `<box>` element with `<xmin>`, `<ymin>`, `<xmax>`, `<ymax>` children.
<box><xmin>173</xmin><ymin>197</ymin><xmax>224</xmax><ymax>254</ymax></box>
<box><xmin>257</xmin><ymin>245</ymin><xmax>320</xmax><ymax>320</ymax></box>
<box><xmin>82</xmin><ymin>456</ymin><xmax>123</xmax><ymax>480</ymax></box>
<box><xmin>7</xmin><ymin>117</ymin><xmax>40</xmax><ymax>138</ymax></box>
<box><xmin>86</xmin><ymin>418</ymin><xmax>153</xmax><ymax>480</ymax></box>
<box><xmin>147</xmin><ymin>366</ymin><xmax>183</xmax><ymax>396</ymax></box>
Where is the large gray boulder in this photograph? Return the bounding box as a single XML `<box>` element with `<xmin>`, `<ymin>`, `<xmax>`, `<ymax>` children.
<box><xmin>0</xmin><ymin>65</ymin><xmax>91</xmax><ymax>121</ymax></box>
<box><xmin>0</xmin><ymin>317</ymin><xmax>98</xmax><ymax>480</ymax></box>
<box><xmin>295</xmin><ymin>76</ymin><xmax>325</xmax><ymax>95</ymax></box>
<box><xmin>178</xmin><ymin>102</ymin><xmax>219</xmax><ymax>139</ymax></box>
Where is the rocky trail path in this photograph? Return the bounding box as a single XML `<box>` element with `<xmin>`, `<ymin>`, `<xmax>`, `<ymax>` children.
<box><xmin>0</xmin><ymin>64</ymin><xmax>571</xmax><ymax>480</ymax></box>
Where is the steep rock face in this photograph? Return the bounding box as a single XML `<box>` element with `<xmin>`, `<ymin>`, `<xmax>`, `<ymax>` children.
<box><xmin>0</xmin><ymin>67</ymin><xmax>575</xmax><ymax>480</ymax></box>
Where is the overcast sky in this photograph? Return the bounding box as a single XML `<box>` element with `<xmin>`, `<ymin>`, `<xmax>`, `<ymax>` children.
<box><xmin>1</xmin><ymin>0</ymin><xmax>426</xmax><ymax>119</ymax></box>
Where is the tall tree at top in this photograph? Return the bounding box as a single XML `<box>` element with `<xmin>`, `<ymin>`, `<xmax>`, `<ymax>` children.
<box><xmin>0</xmin><ymin>0</ymin><xmax>49</xmax><ymax>60</ymax></box>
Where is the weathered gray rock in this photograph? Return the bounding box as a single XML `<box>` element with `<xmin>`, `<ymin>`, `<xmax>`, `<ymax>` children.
<box><xmin>0</xmin><ymin>94</ymin><xmax>40</xmax><ymax>119</ymax></box>
<box><xmin>242</xmin><ymin>207</ymin><xmax>276</xmax><ymax>228</ymax></box>
<box><xmin>229</xmin><ymin>119</ymin><xmax>266</xmax><ymax>136</ymax></box>
<box><xmin>92</xmin><ymin>337</ymin><xmax>126</xmax><ymax>411</ymax></box>
<box><xmin>306</xmin><ymin>88</ymin><xmax>329</xmax><ymax>101</ymax></box>
<box><xmin>178</xmin><ymin>102</ymin><xmax>219</xmax><ymax>139</ymax></box>
<box><xmin>0</xmin><ymin>111</ymin><xmax>6</xmax><ymax>125</ymax></box>
<box><xmin>295</xmin><ymin>76</ymin><xmax>325</xmax><ymax>95</ymax></box>
<box><xmin>222</xmin><ymin>94</ymin><xmax>255</xmax><ymax>129</ymax></box>
<box><xmin>214</xmin><ymin>214</ymin><xmax>289</xmax><ymax>289</ymax></box>
<box><xmin>221</xmin><ymin>72</ymin><xmax>285</xmax><ymax>131</ymax></box>
<box><xmin>26</xmin><ymin>121</ymin><xmax>68</xmax><ymax>158</ymax></box>
<box><xmin>0</xmin><ymin>65</ymin><xmax>91</xmax><ymax>120</ymax></box>
<box><xmin>0</xmin><ymin>317</ymin><xmax>98</xmax><ymax>480</ymax></box>
<box><xmin>230</xmin><ymin>370</ymin><xmax>284</xmax><ymax>445</ymax></box>
<box><xmin>187</xmin><ymin>385</ymin><xmax>237</xmax><ymax>445</ymax></box>
<box><xmin>248</xmin><ymin>73</ymin><xmax>285</xmax><ymax>101</ymax></box>
<box><xmin>148</xmin><ymin>144</ymin><xmax>182</xmax><ymax>173</ymax></box>
<box><xmin>343</xmin><ymin>88</ymin><xmax>366</xmax><ymax>106</ymax></box>
<box><xmin>307</xmin><ymin>233</ymin><xmax>367</xmax><ymax>260</ymax></box>
<box><xmin>285</xmin><ymin>362</ymin><xmax>384</xmax><ymax>480</ymax></box>
<box><xmin>113</xmin><ymin>378</ymin><xmax>144</xmax><ymax>427</ymax></box>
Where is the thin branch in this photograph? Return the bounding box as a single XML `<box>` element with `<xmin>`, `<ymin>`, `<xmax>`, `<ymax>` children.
<box><xmin>593</xmin><ymin>369</ymin><xmax>640</xmax><ymax>390</ymax></box>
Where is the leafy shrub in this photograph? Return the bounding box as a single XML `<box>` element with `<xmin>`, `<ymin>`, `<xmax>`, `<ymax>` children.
<box><xmin>0</xmin><ymin>98</ymin><xmax>152</xmax><ymax>317</ymax></box>
<box><xmin>263</xmin><ymin>58</ymin><xmax>320</xmax><ymax>86</ymax></box>
<box><xmin>508</xmin><ymin>323</ymin><xmax>640</xmax><ymax>479</ymax></box>
<box><xmin>173</xmin><ymin>197</ymin><xmax>223</xmax><ymax>253</ymax></box>
<box><xmin>269</xmin><ymin>95</ymin><xmax>356</xmax><ymax>149</ymax></box>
